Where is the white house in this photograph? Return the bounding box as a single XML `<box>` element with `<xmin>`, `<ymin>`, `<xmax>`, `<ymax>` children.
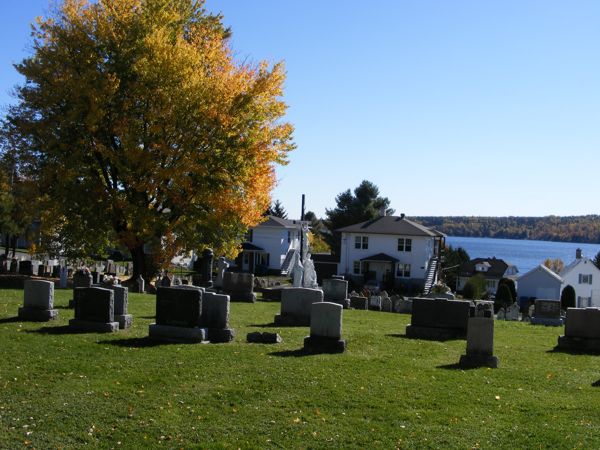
<box><xmin>560</xmin><ymin>249</ymin><xmax>600</xmax><ymax>307</ymax></box>
<box><xmin>517</xmin><ymin>264</ymin><xmax>563</xmax><ymax>305</ymax></box>
<box><xmin>238</xmin><ymin>215</ymin><xmax>304</xmax><ymax>274</ymax></box>
<box><xmin>336</xmin><ymin>214</ymin><xmax>444</xmax><ymax>292</ymax></box>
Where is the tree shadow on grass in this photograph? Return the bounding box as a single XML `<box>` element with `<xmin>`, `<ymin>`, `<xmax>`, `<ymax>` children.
<box><xmin>249</xmin><ymin>323</ymin><xmax>279</xmax><ymax>328</ymax></box>
<box><xmin>385</xmin><ymin>333</ymin><xmax>410</xmax><ymax>339</ymax></box>
<box><xmin>592</xmin><ymin>380</ymin><xmax>600</xmax><ymax>387</ymax></box>
<box><xmin>269</xmin><ymin>348</ymin><xmax>311</xmax><ymax>358</ymax></box>
<box><xmin>26</xmin><ymin>325</ymin><xmax>89</xmax><ymax>335</ymax></box>
<box><xmin>546</xmin><ymin>346</ymin><xmax>600</xmax><ymax>356</ymax></box>
<box><xmin>0</xmin><ymin>316</ymin><xmax>22</xmax><ymax>324</ymax></box>
<box><xmin>437</xmin><ymin>363</ymin><xmax>480</xmax><ymax>371</ymax></box>
<box><xmin>97</xmin><ymin>337</ymin><xmax>183</xmax><ymax>348</ymax></box>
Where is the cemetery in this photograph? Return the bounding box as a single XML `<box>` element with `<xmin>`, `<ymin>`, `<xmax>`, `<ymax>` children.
<box><xmin>1</xmin><ymin>284</ymin><xmax>599</xmax><ymax>448</ymax></box>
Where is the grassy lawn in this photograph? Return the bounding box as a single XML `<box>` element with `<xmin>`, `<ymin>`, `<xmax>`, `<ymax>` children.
<box><xmin>0</xmin><ymin>288</ymin><xmax>599</xmax><ymax>449</ymax></box>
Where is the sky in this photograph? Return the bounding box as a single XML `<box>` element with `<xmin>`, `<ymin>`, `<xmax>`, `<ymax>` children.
<box><xmin>1</xmin><ymin>1</ymin><xmax>599</xmax><ymax>218</ymax></box>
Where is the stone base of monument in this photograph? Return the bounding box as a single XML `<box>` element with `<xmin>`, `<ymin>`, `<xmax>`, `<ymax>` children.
<box><xmin>303</xmin><ymin>335</ymin><xmax>346</xmax><ymax>354</ymax></box>
<box><xmin>406</xmin><ymin>325</ymin><xmax>466</xmax><ymax>340</ymax></box>
<box><xmin>247</xmin><ymin>331</ymin><xmax>282</xmax><ymax>344</ymax></box>
<box><xmin>327</xmin><ymin>299</ymin><xmax>350</xmax><ymax>309</ymax></box>
<box><xmin>531</xmin><ymin>317</ymin><xmax>563</xmax><ymax>326</ymax></box>
<box><xmin>207</xmin><ymin>328</ymin><xmax>235</xmax><ymax>343</ymax></box>
<box><xmin>557</xmin><ymin>335</ymin><xmax>600</xmax><ymax>353</ymax></box>
<box><xmin>148</xmin><ymin>324</ymin><xmax>207</xmax><ymax>343</ymax></box>
<box><xmin>18</xmin><ymin>307</ymin><xmax>59</xmax><ymax>321</ymax></box>
<box><xmin>274</xmin><ymin>313</ymin><xmax>310</xmax><ymax>326</ymax></box>
<box><xmin>459</xmin><ymin>353</ymin><xmax>499</xmax><ymax>369</ymax></box>
<box><xmin>228</xmin><ymin>293</ymin><xmax>257</xmax><ymax>303</ymax></box>
<box><xmin>115</xmin><ymin>314</ymin><xmax>133</xmax><ymax>330</ymax></box>
<box><xmin>69</xmin><ymin>319</ymin><xmax>119</xmax><ymax>332</ymax></box>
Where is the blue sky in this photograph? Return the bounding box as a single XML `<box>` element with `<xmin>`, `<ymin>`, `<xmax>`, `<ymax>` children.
<box><xmin>2</xmin><ymin>1</ymin><xmax>599</xmax><ymax>218</ymax></box>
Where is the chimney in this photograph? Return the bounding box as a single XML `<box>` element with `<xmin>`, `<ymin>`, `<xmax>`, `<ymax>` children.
<box><xmin>400</xmin><ymin>213</ymin><xmax>405</xmax><ymax>220</ymax></box>
<box><xmin>576</xmin><ymin>248</ymin><xmax>582</xmax><ymax>259</ymax></box>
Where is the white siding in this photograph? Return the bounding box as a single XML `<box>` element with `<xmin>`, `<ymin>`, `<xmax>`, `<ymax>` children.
<box><xmin>517</xmin><ymin>266</ymin><xmax>562</xmax><ymax>301</ymax></box>
<box><xmin>561</xmin><ymin>258</ymin><xmax>600</xmax><ymax>308</ymax></box>
<box><xmin>250</xmin><ymin>227</ymin><xmax>300</xmax><ymax>270</ymax></box>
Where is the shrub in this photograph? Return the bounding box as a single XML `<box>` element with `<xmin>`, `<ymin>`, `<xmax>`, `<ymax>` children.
<box><xmin>463</xmin><ymin>274</ymin><xmax>486</xmax><ymax>300</ymax></box>
<box><xmin>495</xmin><ymin>283</ymin><xmax>514</xmax><ymax>313</ymax></box>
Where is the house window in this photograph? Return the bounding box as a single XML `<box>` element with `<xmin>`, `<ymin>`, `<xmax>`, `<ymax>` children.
<box><xmin>397</xmin><ymin>263</ymin><xmax>411</xmax><ymax>278</ymax></box>
<box><xmin>355</xmin><ymin>236</ymin><xmax>368</xmax><ymax>249</ymax></box>
<box><xmin>353</xmin><ymin>261</ymin><xmax>361</xmax><ymax>275</ymax></box>
<box><xmin>244</xmin><ymin>229</ymin><xmax>253</xmax><ymax>242</ymax></box>
<box><xmin>579</xmin><ymin>274</ymin><xmax>593</xmax><ymax>284</ymax></box>
<box><xmin>397</xmin><ymin>238</ymin><xmax>412</xmax><ymax>252</ymax></box>
<box><xmin>486</xmin><ymin>280</ymin><xmax>496</xmax><ymax>290</ymax></box>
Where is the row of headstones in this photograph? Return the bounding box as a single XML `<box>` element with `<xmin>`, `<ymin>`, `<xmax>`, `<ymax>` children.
<box><xmin>1</xmin><ymin>258</ymin><xmax>61</xmax><ymax>277</ymax></box>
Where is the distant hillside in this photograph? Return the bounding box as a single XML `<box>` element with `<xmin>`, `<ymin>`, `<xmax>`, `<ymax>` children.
<box><xmin>413</xmin><ymin>215</ymin><xmax>600</xmax><ymax>244</ymax></box>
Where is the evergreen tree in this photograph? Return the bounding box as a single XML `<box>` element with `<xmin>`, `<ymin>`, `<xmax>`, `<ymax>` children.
<box><xmin>497</xmin><ymin>278</ymin><xmax>517</xmax><ymax>303</ymax></box>
<box><xmin>495</xmin><ymin>283</ymin><xmax>514</xmax><ymax>313</ymax></box>
<box><xmin>441</xmin><ymin>245</ymin><xmax>470</xmax><ymax>292</ymax></box>
<box><xmin>266</xmin><ymin>200</ymin><xmax>288</xmax><ymax>219</ymax></box>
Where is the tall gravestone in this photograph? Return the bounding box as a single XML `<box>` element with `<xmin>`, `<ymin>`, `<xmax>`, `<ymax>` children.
<box><xmin>214</xmin><ymin>257</ymin><xmax>229</xmax><ymax>289</ymax></box>
<box><xmin>59</xmin><ymin>266</ymin><xmax>68</xmax><ymax>288</ymax></box>
<box><xmin>200</xmin><ymin>292</ymin><xmax>235</xmax><ymax>343</ymax></box>
<box><xmin>369</xmin><ymin>296</ymin><xmax>382</xmax><ymax>311</ymax></box>
<box><xmin>136</xmin><ymin>275</ymin><xmax>145</xmax><ymax>293</ymax></box>
<box><xmin>222</xmin><ymin>272</ymin><xmax>256</xmax><ymax>302</ymax></box>
<box><xmin>274</xmin><ymin>288</ymin><xmax>324</xmax><ymax>326</ymax></box>
<box><xmin>199</xmin><ymin>248</ymin><xmax>214</xmax><ymax>288</ymax></box>
<box><xmin>10</xmin><ymin>258</ymin><xmax>18</xmax><ymax>273</ymax></box>
<box><xmin>149</xmin><ymin>286</ymin><xmax>206</xmax><ymax>342</ymax></box>
<box><xmin>18</xmin><ymin>260</ymin><xmax>33</xmax><ymax>276</ymax></box>
<box><xmin>18</xmin><ymin>280</ymin><xmax>59</xmax><ymax>321</ymax></box>
<box><xmin>350</xmin><ymin>295</ymin><xmax>368</xmax><ymax>310</ymax></box>
<box><xmin>94</xmin><ymin>283</ymin><xmax>132</xmax><ymax>329</ymax></box>
<box><xmin>557</xmin><ymin>307</ymin><xmax>600</xmax><ymax>352</ymax></box>
<box><xmin>531</xmin><ymin>299</ymin><xmax>563</xmax><ymax>326</ymax></box>
<box><xmin>322</xmin><ymin>278</ymin><xmax>350</xmax><ymax>309</ymax></box>
<box><xmin>69</xmin><ymin>287</ymin><xmax>119</xmax><ymax>332</ymax></box>
<box><xmin>303</xmin><ymin>302</ymin><xmax>346</xmax><ymax>353</ymax></box>
<box><xmin>69</xmin><ymin>270</ymin><xmax>93</xmax><ymax>307</ymax></box>
<box><xmin>406</xmin><ymin>298</ymin><xmax>471</xmax><ymax>340</ymax></box>
<box><xmin>459</xmin><ymin>302</ymin><xmax>499</xmax><ymax>368</ymax></box>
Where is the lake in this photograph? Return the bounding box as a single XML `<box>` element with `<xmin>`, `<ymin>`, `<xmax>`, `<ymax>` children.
<box><xmin>445</xmin><ymin>236</ymin><xmax>600</xmax><ymax>275</ymax></box>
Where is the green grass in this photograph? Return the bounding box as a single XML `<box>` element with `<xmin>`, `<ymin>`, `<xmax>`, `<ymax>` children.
<box><xmin>0</xmin><ymin>288</ymin><xmax>599</xmax><ymax>449</ymax></box>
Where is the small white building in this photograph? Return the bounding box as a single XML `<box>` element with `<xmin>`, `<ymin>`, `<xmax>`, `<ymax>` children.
<box><xmin>457</xmin><ymin>257</ymin><xmax>518</xmax><ymax>295</ymax></box>
<box><xmin>337</xmin><ymin>214</ymin><xmax>444</xmax><ymax>292</ymax></box>
<box><xmin>560</xmin><ymin>249</ymin><xmax>600</xmax><ymax>307</ymax></box>
<box><xmin>517</xmin><ymin>264</ymin><xmax>563</xmax><ymax>304</ymax></box>
<box><xmin>238</xmin><ymin>216</ymin><xmax>304</xmax><ymax>274</ymax></box>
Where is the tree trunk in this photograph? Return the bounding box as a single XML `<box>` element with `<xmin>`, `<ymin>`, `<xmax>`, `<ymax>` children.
<box><xmin>130</xmin><ymin>244</ymin><xmax>147</xmax><ymax>281</ymax></box>
<box><xmin>3</xmin><ymin>234</ymin><xmax>8</xmax><ymax>256</ymax></box>
<box><xmin>10</xmin><ymin>235</ymin><xmax>17</xmax><ymax>258</ymax></box>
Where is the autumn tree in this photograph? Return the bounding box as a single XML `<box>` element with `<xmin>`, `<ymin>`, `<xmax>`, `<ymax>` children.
<box><xmin>2</xmin><ymin>0</ymin><xmax>294</xmax><ymax>279</ymax></box>
<box><xmin>543</xmin><ymin>258</ymin><xmax>564</xmax><ymax>275</ymax></box>
<box><xmin>323</xmin><ymin>180</ymin><xmax>394</xmax><ymax>256</ymax></box>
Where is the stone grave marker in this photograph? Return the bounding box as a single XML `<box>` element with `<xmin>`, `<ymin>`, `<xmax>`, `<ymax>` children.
<box><xmin>214</xmin><ymin>257</ymin><xmax>229</xmax><ymax>289</ymax></box>
<box><xmin>406</xmin><ymin>298</ymin><xmax>471</xmax><ymax>340</ymax></box>
<box><xmin>505</xmin><ymin>303</ymin><xmax>520</xmax><ymax>321</ymax></box>
<box><xmin>303</xmin><ymin>302</ymin><xmax>346</xmax><ymax>353</ymax></box>
<box><xmin>69</xmin><ymin>270</ymin><xmax>93</xmax><ymax>307</ymax></box>
<box><xmin>222</xmin><ymin>272</ymin><xmax>256</xmax><ymax>302</ymax></box>
<box><xmin>392</xmin><ymin>296</ymin><xmax>413</xmax><ymax>314</ymax></box>
<box><xmin>381</xmin><ymin>297</ymin><xmax>392</xmax><ymax>312</ymax></box>
<box><xmin>369</xmin><ymin>295</ymin><xmax>382</xmax><ymax>311</ymax></box>
<box><xmin>350</xmin><ymin>295</ymin><xmax>368</xmax><ymax>310</ymax></box>
<box><xmin>459</xmin><ymin>302</ymin><xmax>499</xmax><ymax>368</ymax></box>
<box><xmin>200</xmin><ymin>292</ymin><xmax>235</xmax><ymax>343</ymax></box>
<box><xmin>10</xmin><ymin>258</ymin><xmax>18</xmax><ymax>273</ymax></box>
<box><xmin>94</xmin><ymin>283</ymin><xmax>132</xmax><ymax>329</ymax></box>
<box><xmin>69</xmin><ymin>287</ymin><xmax>119</xmax><ymax>332</ymax></box>
<box><xmin>135</xmin><ymin>275</ymin><xmax>145</xmax><ymax>293</ymax></box>
<box><xmin>18</xmin><ymin>280</ymin><xmax>59</xmax><ymax>321</ymax></box>
<box><xmin>247</xmin><ymin>332</ymin><xmax>282</xmax><ymax>344</ymax></box>
<box><xmin>149</xmin><ymin>286</ymin><xmax>205</xmax><ymax>342</ymax></box>
<box><xmin>557</xmin><ymin>307</ymin><xmax>600</xmax><ymax>352</ymax></box>
<box><xmin>274</xmin><ymin>288</ymin><xmax>323</xmax><ymax>326</ymax></box>
<box><xmin>531</xmin><ymin>299</ymin><xmax>563</xmax><ymax>326</ymax></box>
<box><xmin>322</xmin><ymin>278</ymin><xmax>350</xmax><ymax>308</ymax></box>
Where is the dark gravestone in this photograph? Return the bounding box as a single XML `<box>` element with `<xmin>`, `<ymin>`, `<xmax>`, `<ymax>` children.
<box><xmin>9</xmin><ymin>258</ymin><xmax>18</xmax><ymax>273</ymax></box>
<box><xmin>531</xmin><ymin>299</ymin><xmax>563</xmax><ymax>326</ymax></box>
<box><xmin>69</xmin><ymin>287</ymin><xmax>119</xmax><ymax>332</ymax></box>
<box><xmin>94</xmin><ymin>284</ymin><xmax>132</xmax><ymax>329</ymax></box>
<box><xmin>149</xmin><ymin>286</ymin><xmax>206</xmax><ymax>342</ymax></box>
<box><xmin>222</xmin><ymin>272</ymin><xmax>256</xmax><ymax>302</ymax></box>
<box><xmin>51</xmin><ymin>265</ymin><xmax>60</xmax><ymax>278</ymax></box>
<box><xmin>37</xmin><ymin>265</ymin><xmax>45</xmax><ymax>277</ymax></box>
<box><xmin>557</xmin><ymin>308</ymin><xmax>600</xmax><ymax>352</ymax></box>
<box><xmin>199</xmin><ymin>248</ymin><xmax>214</xmax><ymax>288</ymax></box>
<box><xmin>247</xmin><ymin>332</ymin><xmax>282</xmax><ymax>344</ymax></box>
<box><xmin>406</xmin><ymin>298</ymin><xmax>471</xmax><ymax>340</ymax></box>
<box><xmin>350</xmin><ymin>295</ymin><xmax>368</xmax><ymax>310</ymax></box>
<box><xmin>200</xmin><ymin>292</ymin><xmax>234</xmax><ymax>343</ymax></box>
<box><xmin>69</xmin><ymin>271</ymin><xmax>93</xmax><ymax>308</ymax></box>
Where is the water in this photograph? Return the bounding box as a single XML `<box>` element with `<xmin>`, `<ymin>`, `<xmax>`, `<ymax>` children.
<box><xmin>445</xmin><ymin>236</ymin><xmax>600</xmax><ymax>275</ymax></box>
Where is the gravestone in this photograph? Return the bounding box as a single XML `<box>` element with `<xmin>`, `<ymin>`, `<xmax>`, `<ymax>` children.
<box><xmin>369</xmin><ymin>295</ymin><xmax>382</xmax><ymax>311</ymax></box>
<box><xmin>149</xmin><ymin>286</ymin><xmax>206</xmax><ymax>342</ymax></box>
<box><xmin>303</xmin><ymin>302</ymin><xmax>346</xmax><ymax>353</ymax></box>
<box><xmin>51</xmin><ymin>265</ymin><xmax>60</xmax><ymax>278</ymax></box>
<box><xmin>214</xmin><ymin>257</ymin><xmax>229</xmax><ymax>289</ymax></box>
<box><xmin>557</xmin><ymin>308</ymin><xmax>600</xmax><ymax>352</ymax></box>
<box><xmin>505</xmin><ymin>303</ymin><xmax>520</xmax><ymax>321</ymax></box>
<box><xmin>136</xmin><ymin>275</ymin><xmax>145</xmax><ymax>293</ymax></box>
<box><xmin>94</xmin><ymin>283</ymin><xmax>132</xmax><ymax>329</ymax></box>
<box><xmin>459</xmin><ymin>302</ymin><xmax>499</xmax><ymax>368</ymax></box>
<box><xmin>200</xmin><ymin>292</ymin><xmax>235</xmax><ymax>343</ymax></box>
<box><xmin>496</xmin><ymin>309</ymin><xmax>505</xmax><ymax>320</ymax></box>
<box><xmin>322</xmin><ymin>278</ymin><xmax>350</xmax><ymax>308</ymax></box>
<box><xmin>274</xmin><ymin>288</ymin><xmax>324</xmax><ymax>326</ymax></box>
<box><xmin>199</xmin><ymin>248</ymin><xmax>214</xmax><ymax>288</ymax></box>
<box><xmin>0</xmin><ymin>255</ymin><xmax>7</xmax><ymax>274</ymax></box>
<box><xmin>381</xmin><ymin>297</ymin><xmax>392</xmax><ymax>312</ymax></box>
<box><xmin>247</xmin><ymin>332</ymin><xmax>282</xmax><ymax>344</ymax></box>
<box><xmin>69</xmin><ymin>287</ymin><xmax>119</xmax><ymax>332</ymax></box>
<box><xmin>10</xmin><ymin>258</ymin><xmax>18</xmax><ymax>273</ymax></box>
<box><xmin>18</xmin><ymin>280</ymin><xmax>59</xmax><ymax>321</ymax></box>
<box><xmin>160</xmin><ymin>274</ymin><xmax>172</xmax><ymax>287</ymax></box>
<box><xmin>222</xmin><ymin>272</ymin><xmax>256</xmax><ymax>302</ymax></box>
<box><xmin>91</xmin><ymin>271</ymin><xmax>100</xmax><ymax>284</ymax></box>
<box><xmin>331</xmin><ymin>275</ymin><xmax>345</xmax><ymax>280</ymax></box>
<box><xmin>59</xmin><ymin>266</ymin><xmax>68</xmax><ymax>288</ymax></box>
<box><xmin>406</xmin><ymin>298</ymin><xmax>471</xmax><ymax>340</ymax></box>
<box><xmin>37</xmin><ymin>264</ymin><xmax>45</xmax><ymax>277</ymax></box>
<box><xmin>531</xmin><ymin>299</ymin><xmax>563</xmax><ymax>326</ymax></box>
<box><xmin>350</xmin><ymin>295</ymin><xmax>368</xmax><ymax>310</ymax></box>
<box><xmin>69</xmin><ymin>270</ymin><xmax>93</xmax><ymax>307</ymax></box>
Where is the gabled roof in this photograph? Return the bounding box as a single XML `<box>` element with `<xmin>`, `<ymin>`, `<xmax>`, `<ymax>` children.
<box><xmin>241</xmin><ymin>242</ymin><xmax>264</xmax><ymax>251</ymax></box>
<box><xmin>518</xmin><ymin>264</ymin><xmax>563</xmax><ymax>283</ymax></box>
<box><xmin>560</xmin><ymin>257</ymin><xmax>600</xmax><ymax>277</ymax></box>
<box><xmin>360</xmin><ymin>253</ymin><xmax>400</xmax><ymax>263</ymax></box>
<box><xmin>458</xmin><ymin>257</ymin><xmax>511</xmax><ymax>279</ymax></box>
<box><xmin>336</xmin><ymin>215</ymin><xmax>443</xmax><ymax>237</ymax></box>
<box><xmin>255</xmin><ymin>215</ymin><xmax>304</xmax><ymax>229</ymax></box>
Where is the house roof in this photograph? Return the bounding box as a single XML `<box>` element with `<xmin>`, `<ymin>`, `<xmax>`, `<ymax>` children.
<box><xmin>560</xmin><ymin>257</ymin><xmax>600</xmax><ymax>277</ymax></box>
<box><xmin>255</xmin><ymin>215</ymin><xmax>305</xmax><ymax>229</ymax></box>
<box><xmin>241</xmin><ymin>242</ymin><xmax>265</xmax><ymax>251</ymax></box>
<box><xmin>360</xmin><ymin>253</ymin><xmax>400</xmax><ymax>263</ymax></box>
<box><xmin>458</xmin><ymin>257</ymin><xmax>511</xmax><ymax>279</ymax></box>
<box><xmin>336</xmin><ymin>215</ymin><xmax>443</xmax><ymax>237</ymax></box>
<box><xmin>518</xmin><ymin>264</ymin><xmax>563</xmax><ymax>283</ymax></box>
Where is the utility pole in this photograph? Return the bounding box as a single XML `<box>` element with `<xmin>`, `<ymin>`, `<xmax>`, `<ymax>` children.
<box><xmin>300</xmin><ymin>194</ymin><xmax>305</xmax><ymax>263</ymax></box>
